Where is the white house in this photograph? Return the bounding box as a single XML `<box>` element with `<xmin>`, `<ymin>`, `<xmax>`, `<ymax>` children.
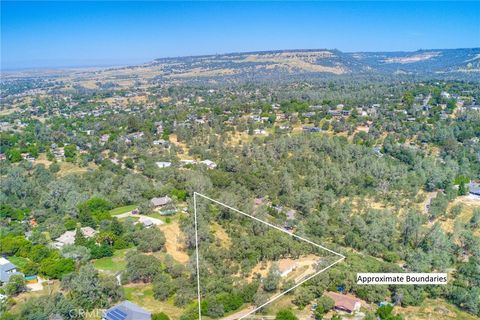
<box><xmin>200</xmin><ymin>160</ymin><xmax>217</xmax><ymax>169</ymax></box>
<box><xmin>53</xmin><ymin>227</ymin><xmax>97</xmax><ymax>248</ymax></box>
<box><xmin>156</xmin><ymin>161</ymin><xmax>172</xmax><ymax>168</ymax></box>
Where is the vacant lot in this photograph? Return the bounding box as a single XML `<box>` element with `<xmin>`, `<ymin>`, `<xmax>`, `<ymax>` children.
<box><xmin>94</xmin><ymin>248</ymin><xmax>132</xmax><ymax>274</ymax></box>
<box><xmin>440</xmin><ymin>196</ymin><xmax>479</xmax><ymax>234</ymax></box>
<box><xmin>123</xmin><ymin>283</ymin><xmax>184</xmax><ymax>319</ymax></box>
<box><xmin>159</xmin><ymin>221</ymin><xmax>189</xmax><ymax>264</ymax></box>
<box><xmin>396</xmin><ymin>298</ymin><xmax>479</xmax><ymax>320</ymax></box>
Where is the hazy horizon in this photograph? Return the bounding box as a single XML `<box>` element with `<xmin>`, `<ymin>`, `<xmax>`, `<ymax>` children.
<box><xmin>3</xmin><ymin>46</ymin><xmax>480</xmax><ymax>72</ymax></box>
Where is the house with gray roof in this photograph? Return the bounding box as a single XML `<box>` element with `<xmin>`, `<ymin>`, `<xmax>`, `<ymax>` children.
<box><xmin>0</xmin><ymin>257</ymin><xmax>23</xmax><ymax>285</ymax></box>
<box><xmin>468</xmin><ymin>182</ymin><xmax>480</xmax><ymax>197</ymax></box>
<box><xmin>103</xmin><ymin>300</ymin><xmax>151</xmax><ymax>320</ymax></box>
<box><xmin>150</xmin><ymin>196</ymin><xmax>172</xmax><ymax>208</ymax></box>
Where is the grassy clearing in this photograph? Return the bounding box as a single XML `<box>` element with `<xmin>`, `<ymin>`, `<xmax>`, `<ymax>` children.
<box><xmin>94</xmin><ymin>248</ymin><xmax>132</xmax><ymax>273</ymax></box>
<box><xmin>109</xmin><ymin>205</ymin><xmax>138</xmax><ymax>216</ymax></box>
<box><xmin>7</xmin><ymin>256</ymin><xmax>30</xmax><ymax>271</ymax></box>
<box><xmin>149</xmin><ymin>211</ymin><xmax>166</xmax><ymax>220</ymax></box>
<box><xmin>396</xmin><ymin>298</ymin><xmax>479</xmax><ymax>320</ymax></box>
<box><xmin>123</xmin><ymin>283</ymin><xmax>184</xmax><ymax>319</ymax></box>
<box><xmin>57</xmin><ymin>161</ymin><xmax>96</xmax><ymax>177</ymax></box>
<box><xmin>11</xmin><ymin>281</ymin><xmax>61</xmax><ymax>314</ymax></box>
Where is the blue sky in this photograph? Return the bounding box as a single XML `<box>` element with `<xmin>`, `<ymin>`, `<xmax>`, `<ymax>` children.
<box><xmin>1</xmin><ymin>1</ymin><xmax>479</xmax><ymax>69</ymax></box>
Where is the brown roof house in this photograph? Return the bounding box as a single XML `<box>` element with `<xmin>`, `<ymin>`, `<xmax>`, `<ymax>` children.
<box><xmin>276</xmin><ymin>259</ymin><xmax>297</xmax><ymax>277</ymax></box>
<box><xmin>324</xmin><ymin>291</ymin><xmax>361</xmax><ymax>314</ymax></box>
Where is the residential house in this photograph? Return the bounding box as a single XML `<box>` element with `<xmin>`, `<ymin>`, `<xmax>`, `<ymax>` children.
<box><xmin>468</xmin><ymin>182</ymin><xmax>480</xmax><ymax>197</ymax></box>
<box><xmin>441</xmin><ymin>91</ymin><xmax>451</xmax><ymax>99</ymax></box>
<box><xmin>150</xmin><ymin>196</ymin><xmax>172</xmax><ymax>209</ymax></box>
<box><xmin>328</xmin><ymin>110</ymin><xmax>342</xmax><ymax>117</ymax></box>
<box><xmin>286</xmin><ymin>210</ymin><xmax>296</xmax><ymax>221</ymax></box>
<box><xmin>153</xmin><ymin>139</ymin><xmax>169</xmax><ymax>147</ymax></box>
<box><xmin>253</xmin><ymin>129</ymin><xmax>267</xmax><ymax>135</ymax></box>
<box><xmin>22</xmin><ymin>154</ymin><xmax>35</xmax><ymax>162</ymax></box>
<box><xmin>100</xmin><ymin>134</ymin><xmax>110</xmax><ymax>143</ymax></box>
<box><xmin>156</xmin><ymin>161</ymin><xmax>172</xmax><ymax>168</ymax></box>
<box><xmin>155</xmin><ymin>122</ymin><xmax>164</xmax><ymax>135</ymax></box>
<box><xmin>302</xmin><ymin>112</ymin><xmax>316</xmax><ymax>118</ymax></box>
<box><xmin>324</xmin><ymin>291</ymin><xmax>361</xmax><ymax>314</ymax></box>
<box><xmin>200</xmin><ymin>160</ymin><xmax>217</xmax><ymax>169</ymax></box>
<box><xmin>139</xmin><ymin>217</ymin><xmax>154</xmax><ymax>228</ymax></box>
<box><xmin>254</xmin><ymin>198</ymin><xmax>264</xmax><ymax>206</ymax></box>
<box><xmin>53</xmin><ymin>147</ymin><xmax>65</xmax><ymax>160</ymax></box>
<box><xmin>303</xmin><ymin>126</ymin><xmax>321</xmax><ymax>133</ymax></box>
<box><xmin>53</xmin><ymin>227</ymin><xmax>97</xmax><ymax>248</ymax></box>
<box><xmin>276</xmin><ymin>259</ymin><xmax>297</xmax><ymax>277</ymax></box>
<box><xmin>0</xmin><ymin>257</ymin><xmax>23</xmax><ymax>285</ymax></box>
<box><xmin>127</xmin><ymin>132</ymin><xmax>144</xmax><ymax>141</ymax></box>
<box><xmin>180</xmin><ymin>159</ymin><xmax>197</xmax><ymax>166</ymax></box>
<box><xmin>103</xmin><ymin>300</ymin><xmax>151</xmax><ymax>320</ymax></box>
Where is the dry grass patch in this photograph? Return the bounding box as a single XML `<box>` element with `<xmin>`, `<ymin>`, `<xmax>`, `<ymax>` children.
<box><xmin>211</xmin><ymin>222</ymin><xmax>232</xmax><ymax>248</ymax></box>
<box><xmin>159</xmin><ymin>221</ymin><xmax>189</xmax><ymax>264</ymax></box>
<box><xmin>11</xmin><ymin>281</ymin><xmax>61</xmax><ymax>313</ymax></box>
<box><xmin>440</xmin><ymin>196</ymin><xmax>480</xmax><ymax>234</ymax></box>
<box><xmin>395</xmin><ymin>298</ymin><xmax>478</xmax><ymax>320</ymax></box>
<box><xmin>123</xmin><ymin>283</ymin><xmax>184</xmax><ymax>319</ymax></box>
<box><xmin>169</xmin><ymin>134</ymin><xmax>190</xmax><ymax>154</ymax></box>
<box><xmin>57</xmin><ymin>161</ymin><xmax>97</xmax><ymax>177</ymax></box>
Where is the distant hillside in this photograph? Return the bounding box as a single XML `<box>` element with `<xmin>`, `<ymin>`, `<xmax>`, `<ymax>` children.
<box><xmin>4</xmin><ymin>48</ymin><xmax>479</xmax><ymax>82</ymax></box>
<box><xmin>350</xmin><ymin>48</ymin><xmax>480</xmax><ymax>74</ymax></box>
<box><xmin>140</xmin><ymin>48</ymin><xmax>480</xmax><ymax>81</ymax></box>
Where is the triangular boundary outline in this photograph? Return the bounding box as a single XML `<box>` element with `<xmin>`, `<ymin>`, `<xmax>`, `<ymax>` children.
<box><xmin>193</xmin><ymin>192</ymin><xmax>346</xmax><ymax>320</ymax></box>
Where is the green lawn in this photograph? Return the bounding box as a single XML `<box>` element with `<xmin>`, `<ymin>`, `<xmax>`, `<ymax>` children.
<box><xmin>8</xmin><ymin>256</ymin><xmax>30</xmax><ymax>271</ymax></box>
<box><xmin>93</xmin><ymin>248</ymin><xmax>131</xmax><ymax>273</ymax></box>
<box><xmin>148</xmin><ymin>212</ymin><xmax>167</xmax><ymax>220</ymax></box>
<box><xmin>109</xmin><ymin>204</ymin><xmax>137</xmax><ymax>216</ymax></box>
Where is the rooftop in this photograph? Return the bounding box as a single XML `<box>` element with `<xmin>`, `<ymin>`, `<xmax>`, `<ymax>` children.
<box><xmin>324</xmin><ymin>291</ymin><xmax>361</xmax><ymax>313</ymax></box>
<box><xmin>150</xmin><ymin>196</ymin><xmax>172</xmax><ymax>207</ymax></box>
<box><xmin>277</xmin><ymin>258</ymin><xmax>297</xmax><ymax>273</ymax></box>
<box><xmin>468</xmin><ymin>182</ymin><xmax>480</xmax><ymax>194</ymax></box>
<box><xmin>103</xmin><ymin>300</ymin><xmax>151</xmax><ymax>320</ymax></box>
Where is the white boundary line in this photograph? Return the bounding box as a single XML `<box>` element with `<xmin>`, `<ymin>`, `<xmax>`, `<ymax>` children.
<box><xmin>193</xmin><ymin>192</ymin><xmax>345</xmax><ymax>320</ymax></box>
